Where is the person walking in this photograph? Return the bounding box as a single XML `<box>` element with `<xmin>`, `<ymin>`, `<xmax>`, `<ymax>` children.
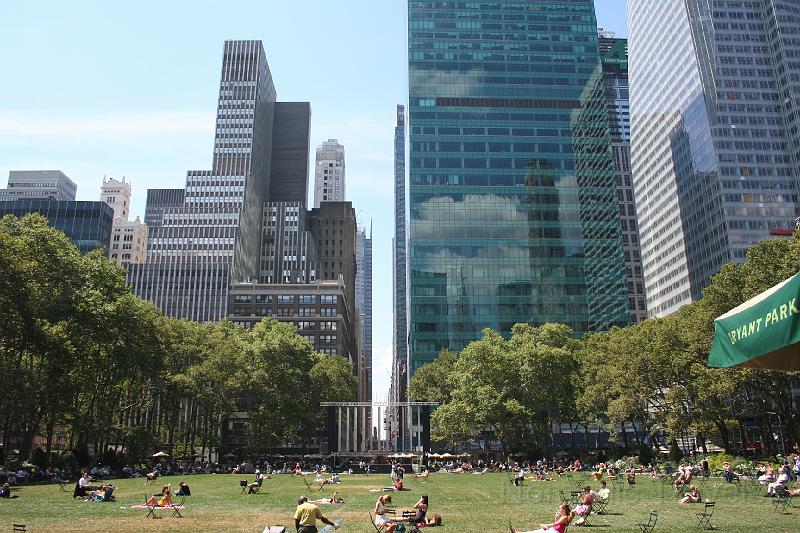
<box><xmin>294</xmin><ymin>495</ymin><xmax>339</xmax><ymax>533</ymax></box>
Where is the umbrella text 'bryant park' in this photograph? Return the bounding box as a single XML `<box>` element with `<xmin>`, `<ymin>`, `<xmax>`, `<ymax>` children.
<box><xmin>708</xmin><ymin>272</ymin><xmax>800</xmax><ymax>371</ymax></box>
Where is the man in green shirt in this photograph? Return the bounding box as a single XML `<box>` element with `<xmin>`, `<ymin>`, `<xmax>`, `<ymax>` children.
<box><xmin>294</xmin><ymin>495</ymin><xmax>338</xmax><ymax>533</ymax></box>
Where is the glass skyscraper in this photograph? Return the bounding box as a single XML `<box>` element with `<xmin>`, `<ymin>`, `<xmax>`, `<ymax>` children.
<box><xmin>599</xmin><ymin>34</ymin><xmax>647</xmax><ymax>324</ymax></box>
<box><xmin>407</xmin><ymin>0</ymin><xmax>630</xmax><ymax>369</ymax></box>
<box><xmin>628</xmin><ymin>0</ymin><xmax>800</xmax><ymax>317</ymax></box>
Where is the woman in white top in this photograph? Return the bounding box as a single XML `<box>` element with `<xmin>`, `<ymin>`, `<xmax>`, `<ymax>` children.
<box><xmin>374</xmin><ymin>494</ymin><xmax>397</xmax><ymax>532</ymax></box>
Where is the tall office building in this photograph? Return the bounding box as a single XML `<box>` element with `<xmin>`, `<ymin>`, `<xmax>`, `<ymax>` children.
<box><xmin>129</xmin><ymin>40</ymin><xmax>309</xmax><ymax>321</ymax></box>
<box><xmin>628</xmin><ymin>0</ymin><xmax>800</xmax><ymax>317</ymax></box>
<box><xmin>355</xmin><ymin>225</ymin><xmax>372</xmax><ymax>405</ymax></box>
<box><xmin>407</xmin><ymin>0</ymin><xmax>629</xmax><ymax>370</ymax></box>
<box><xmin>0</xmin><ymin>170</ymin><xmax>77</xmax><ymax>201</ymax></box>
<box><xmin>392</xmin><ymin>105</ymin><xmax>409</xmax><ymax>403</ymax></box>
<box><xmin>599</xmin><ymin>33</ymin><xmax>647</xmax><ymax>324</ymax></box>
<box><xmin>313</xmin><ymin>139</ymin><xmax>346</xmax><ymax>207</ymax></box>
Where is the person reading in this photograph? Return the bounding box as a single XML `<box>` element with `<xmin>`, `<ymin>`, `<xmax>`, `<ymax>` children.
<box><xmin>677</xmin><ymin>485</ymin><xmax>701</xmax><ymax>504</ymax></box>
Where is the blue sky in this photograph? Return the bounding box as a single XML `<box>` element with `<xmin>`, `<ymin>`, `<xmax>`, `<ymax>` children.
<box><xmin>0</xmin><ymin>1</ymin><xmax>628</xmax><ymax>403</ymax></box>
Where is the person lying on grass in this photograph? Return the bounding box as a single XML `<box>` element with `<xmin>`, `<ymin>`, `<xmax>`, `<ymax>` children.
<box><xmin>310</xmin><ymin>492</ymin><xmax>345</xmax><ymax>504</ymax></box>
<box><xmin>511</xmin><ymin>503</ymin><xmax>574</xmax><ymax>533</ymax></box>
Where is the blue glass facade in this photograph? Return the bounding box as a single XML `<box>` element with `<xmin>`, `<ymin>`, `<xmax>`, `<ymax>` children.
<box><xmin>407</xmin><ymin>0</ymin><xmax>630</xmax><ymax>369</ymax></box>
<box><xmin>0</xmin><ymin>199</ymin><xmax>114</xmax><ymax>254</ymax></box>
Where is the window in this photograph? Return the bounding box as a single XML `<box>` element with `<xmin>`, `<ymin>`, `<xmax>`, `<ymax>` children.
<box><xmin>278</xmin><ymin>294</ymin><xmax>295</xmax><ymax>303</ymax></box>
<box><xmin>299</xmin><ymin>295</ymin><xmax>316</xmax><ymax>303</ymax></box>
<box><xmin>321</xmin><ymin>295</ymin><xmax>337</xmax><ymax>304</ymax></box>
<box><xmin>234</xmin><ymin>295</ymin><xmax>252</xmax><ymax>303</ymax></box>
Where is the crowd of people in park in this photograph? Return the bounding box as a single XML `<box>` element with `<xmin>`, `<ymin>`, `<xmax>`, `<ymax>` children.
<box><xmin>3</xmin><ymin>451</ymin><xmax>800</xmax><ymax>532</ymax></box>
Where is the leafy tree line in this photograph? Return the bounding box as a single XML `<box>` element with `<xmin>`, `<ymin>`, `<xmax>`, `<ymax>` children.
<box><xmin>410</xmin><ymin>236</ymin><xmax>800</xmax><ymax>458</ymax></box>
<box><xmin>0</xmin><ymin>214</ymin><xmax>356</xmax><ymax>466</ymax></box>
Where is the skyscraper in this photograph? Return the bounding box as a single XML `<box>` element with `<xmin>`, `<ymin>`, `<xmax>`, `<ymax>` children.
<box><xmin>407</xmin><ymin>0</ymin><xmax>629</xmax><ymax>370</ymax></box>
<box><xmin>598</xmin><ymin>33</ymin><xmax>647</xmax><ymax>324</ymax></box>
<box><xmin>355</xmin><ymin>225</ymin><xmax>372</xmax><ymax>404</ymax></box>
<box><xmin>313</xmin><ymin>139</ymin><xmax>346</xmax><ymax>207</ymax></box>
<box><xmin>628</xmin><ymin>0</ymin><xmax>800</xmax><ymax>317</ymax></box>
<box><xmin>392</xmin><ymin>105</ymin><xmax>409</xmax><ymax>402</ymax></box>
<box><xmin>128</xmin><ymin>40</ymin><xmax>309</xmax><ymax>322</ymax></box>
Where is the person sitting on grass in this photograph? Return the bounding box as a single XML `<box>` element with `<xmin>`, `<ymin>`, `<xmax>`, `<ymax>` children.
<box><xmin>0</xmin><ymin>482</ymin><xmax>18</xmax><ymax>499</ymax></box>
<box><xmin>144</xmin><ymin>469</ymin><xmax>160</xmax><ymax>484</ymax></box>
<box><xmin>146</xmin><ymin>484</ymin><xmax>172</xmax><ymax>507</ymax></box>
<box><xmin>90</xmin><ymin>484</ymin><xmax>115</xmax><ymax>502</ymax></box>
<box><xmin>310</xmin><ymin>492</ymin><xmax>345</xmax><ymax>505</ymax></box>
<box><xmin>511</xmin><ymin>503</ymin><xmax>574</xmax><ymax>533</ymax></box>
<box><xmin>573</xmin><ymin>486</ymin><xmax>593</xmax><ymax>525</ymax></box>
<box><xmin>677</xmin><ymin>485</ymin><xmax>701</xmax><ymax>504</ymax></box>
<box><xmin>175</xmin><ymin>481</ymin><xmax>191</xmax><ymax>496</ymax></box>
<box><xmin>416</xmin><ymin>468</ymin><xmax>431</xmax><ymax>482</ymax></box>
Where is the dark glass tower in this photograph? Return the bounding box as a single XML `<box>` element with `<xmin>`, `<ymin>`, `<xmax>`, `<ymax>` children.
<box><xmin>599</xmin><ymin>34</ymin><xmax>647</xmax><ymax>324</ymax></box>
<box><xmin>392</xmin><ymin>105</ymin><xmax>409</xmax><ymax>403</ymax></box>
<box><xmin>407</xmin><ymin>0</ymin><xmax>629</xmax><ymax>370</ymax></box>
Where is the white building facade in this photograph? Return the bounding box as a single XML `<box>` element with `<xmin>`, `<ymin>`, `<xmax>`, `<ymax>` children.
<box><xmin>100</xmin><ymin>177</ymin><xmax>147</xmax><ymax>268</ymax></box>
<box><xmin>313</xmin><ymin>139</ymin><xmax>345</xmax><ymax>207</ymax></box>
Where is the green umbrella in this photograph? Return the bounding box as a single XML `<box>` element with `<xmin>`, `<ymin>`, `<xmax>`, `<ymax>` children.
<box><xmin>708</xmin><ymin>272</ymin><xmax>800</xmax><ymax>370</ymax></box>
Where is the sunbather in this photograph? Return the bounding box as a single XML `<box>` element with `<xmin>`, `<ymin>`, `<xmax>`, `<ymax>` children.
<box><xmin>311</xmin><ymin>492</ymin><xmax>345</xmax><ymax>504</ymax></box>
<box><xmin>146</xmin><ymin>484</ymin><xmax>172</xmax><ymax>507</ymax></box>
<box><xmin>511</xmin><ymin>503</ymin><xmax>574</xmax><ymax>533</ymax></box>
<box><xmin>677</xmin><ymin>485</ymin><xmax>701</xmax><ymax>504</ymax></box>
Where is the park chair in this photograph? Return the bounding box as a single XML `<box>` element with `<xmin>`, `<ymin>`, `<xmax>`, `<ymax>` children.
<box><xmin>369</xmin><ymin>512</ymin><xmax>385</xmax><ymax>532</ymax></box>
<box><xmin>559</xmin><ymin>490</ymin><xmax>572</xmax><ymax>505</ymax></box>
<box><xmin>638</xmin><ymin>510</ymin><xmax>658</xmax><ymax>533</ymax></box>
<box><xmin>695</xmin><ymin>501</ymin><xmax>715</xmax><ymax>530</ymax></box>
<box><xmin>594</xmin><ymin>493</ymin><xmax>610</xmax><ymax>515</ymax></box>
<box><xmin>301</xmin><ymin>475</ymin><xmax>314</xmax><ymax>492</ymax></box>
<box><xmin>144</xmin><ymin>495</ymin><xmax>185</xmax><ymax>519</ymax></box>
<box><xmin>13</xmin><ymin>525</ymin><xmax>26</xmax><ymax>532</ymax></box>
<box><xmin>772</xmin><ymin>486</ymin><xmax>793</xmax><ymax>515</ymax></box>
<box><xmin>240</xmin><ymin>479</ymin><xmax>249</xmax><ymax>493</ymax></box>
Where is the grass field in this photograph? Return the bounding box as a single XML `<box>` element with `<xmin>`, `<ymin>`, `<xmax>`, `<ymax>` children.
<box><xmin>1</xmin><ymin>472</ymin><xmax>797</xmax><ymax>532</ymax></box>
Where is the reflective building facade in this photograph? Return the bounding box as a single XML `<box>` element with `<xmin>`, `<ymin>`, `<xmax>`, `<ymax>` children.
<box><xmin>599</xmin><ymin>34</ymin><xmax>647</xmax><ymax>323</ymax></box>
<box><xmin>407</xmin><ymin>0</ymin><xmax>630</xmax><ymax>369</ymax></box>
<box><xmin>392</xmin><ymin>105</ymin><xmax>410</xmax><ymax>410</ymax></box>
<box><xmin>628</xmin><ymin>0</ymin><xmax>800</xmax><ymax>317</ymax></box>
<box><xmin>0</xmin><ymin>199</ymin><xmax>113</xmax><ymax>254</ymax></box>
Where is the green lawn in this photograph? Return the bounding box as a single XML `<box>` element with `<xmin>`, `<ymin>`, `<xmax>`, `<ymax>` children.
<box><xmin>1</xmin><ymin>472</ymin><xmax>796</xmax><ymax>532</ymax></box>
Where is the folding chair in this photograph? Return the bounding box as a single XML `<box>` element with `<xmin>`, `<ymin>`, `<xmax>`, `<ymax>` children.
<box><xmin>638</xmin><ymin>510</ymin><xmax>658</xmax><ymax>533</ymax></box>
<box><xmin>369</xmin><ymin>512</ymin><xmax>385</xmax><ymax>532</ymax></box>
<box><xmin>695</xmin><ymin>501</ymin><xmax>715</xmax><ymax>530</ymax></box>
<box><xmin>145</xmin><ymin>496</ymin><xmax>160</xmax><ymax>519</ymax></box>
<box><xmin>301</xmin><ymin>475</ymin><xmax>314</xmax><ymax>492</ymax></box>
<box><xmin>594</xmin><ymin>494</ymin><xmax>610</xmax><ymax>515</ymax></box>
<box><xmin>559</xmin><ymin>490</ymin><xmax>572</xmax><ymax>505</ymax></box>
<box><xmin>168</xmin><ymin>497</ymin><xmax>185</xmax><ymax>518</ymax></box>
<box><xmin>773</xmin><ymin>486</ymin><xmax>792</xmax><ymax>515</ymax></box>
<box><xmin>13</xmin><ymin>525</ymin><xmax>26</xmax><ymax>532</ymax></box>
<box><xmin>240</xmin><ymin>479</ymin><xmax>249</xmax><ymax>493</ymax></box>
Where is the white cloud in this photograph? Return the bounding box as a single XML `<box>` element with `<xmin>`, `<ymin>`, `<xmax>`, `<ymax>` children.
<box><xmin>0</xmin><ymin>110</ymin><xmax>216</xmax><ymax>138</ymax></box>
